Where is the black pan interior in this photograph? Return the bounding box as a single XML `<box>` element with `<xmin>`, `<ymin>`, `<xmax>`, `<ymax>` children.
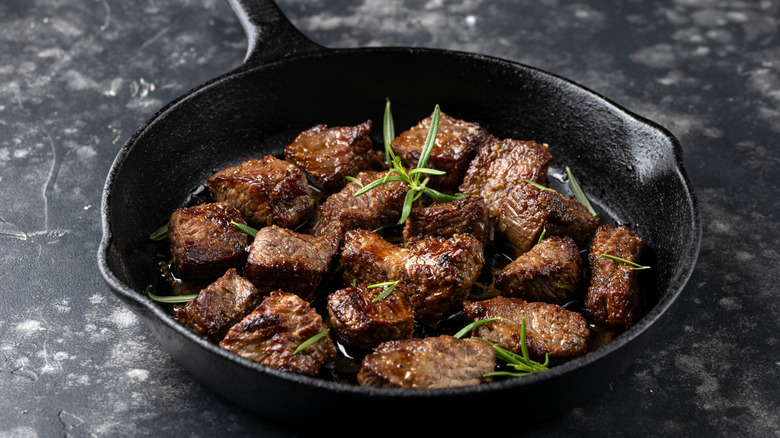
<box><xmin>100</xmin><ymin>47</ymin><xmax>700</xmax><ymax>428</ymax></box>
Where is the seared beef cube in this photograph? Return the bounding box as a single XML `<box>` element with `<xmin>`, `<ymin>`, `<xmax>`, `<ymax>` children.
<box><xmin>357</xmin><ymin>335</ymin><xmax>495</xmax><ymax>388</ymax></box>
<box><xmin>326</xmin><ymin>285</ymin><xmax>414</xmax><ymax>351</ymax></box>
<box><xmin>220</xmin><ymin>290</ymin><xmax>337</xmax><ymax>376</ymax></box>
<box><xmin>309</xmin><ymin>170</ymin><xmax>409</xmax><ymax>241</ymax></box>
<box><xmin>463</xmin><ymin>296</ymin><xmax>590</xmax><ymax>362</ymax></box>
<box><xmin>167</xmin><ymin>202</ymin><xmax>249</xmax><ymax>280</ymax></box>
<box><xmin>402</xmin><ymin>195</ymin><xmax>490</xmax><ymax>247</ymax></box>
<box><xmin>494</xmin><ymin>236</ymin><xmax>584</xmax><ymax>305</ymax></box>
<box><xmin>173</xmin><ymin>268</ymin><xmax>261</xmax><ymax>342</ymax></box>
<box><xmin>585</xmin><ymin>225</ymin><xmax>646</xmax><ymax>330</ymax></box>
<box><xmin>284</xmin><ymin>120</ymin><xmax>382</xmax><ymax>193</ymax></box>
<box><xmin>459</xmin><ymin>139</ymin><xmax>553</xmax><ymax>221</ymax></box>
<box><xmin>391</xmin><ymin>111</ymin><xmax>493</xmax><ymax>191</ymax></box>
<box><xmin>497</xmin><ymin>183</ymin><xmax>601</xmax><ymax>256</ymax></box>
<box><xmin>340</xmin><ymin>230</ymin><xmax>485</xmax><ymax>323</ymax></box>
<box><xmin>244</xmin><ymin>225</ymin><xmax>338</xmax><ymax>301</ymax></box>
<box><xmin>205</xmin><ymin>155</ymin><xmax>314</xmax><ymax>229</ymax></box>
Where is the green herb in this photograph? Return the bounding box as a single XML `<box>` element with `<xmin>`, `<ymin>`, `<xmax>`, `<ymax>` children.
<box><xmin>383</xmin><ymin>98</ymin><xmax>395</xmax><ymax>164</ymax></box>
<box><xmin>293</xmin><ymin>328</ymin><xmax>330</xmax><ymax>355</ymax></box>
<box><xmin>453</xmin><ymin>317</ymin><xmax>501</xmax><ymax>339</ymax></box>
<box><xmin>145</xmin><ymin>285</ymin><xmax>197</xmax><ymax>303</ymax></box>
<box><xmin>565</xmin><ymin>166</ymin><xmax>599</xmax><ymax>217</ymax></box>
<box><xmin>149</xmin><ymin>224</ymin><xmax>169</xmax><ymax>241</ymax></box>
<box><xmin>525</xmin><ymin>180</ymin><xmax>551</xmax><ymax>191</ymax></box>
<box><xmin>368</xmin><ymin>280</ymin><xmax>400</xmax><ymax>302</ymax></box>
<box><xmin>481</xmin><ymin>317</ymin><xmax>549</xmax><ymax>377</ymax></box>
<box><xmin>536</xmin><ymin>226</ymin><xmax>547</xmax><ymax>244</ymax></box>
<box><xmin>231</xmin><ymin>220</ymin><xmax>258</xmax><ymax>237</ymax></box>
<box><xmin>352</xmin><ymin>102</ymin><xmax>465</xmax><ymax>224</ymax></box>
<box><xmin>592</xmin><ymin>253</ymin><xmax>650</xmax><ymax>270</ymax></box>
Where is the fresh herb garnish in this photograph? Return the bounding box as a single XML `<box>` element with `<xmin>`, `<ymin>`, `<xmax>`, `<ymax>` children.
<box><xmin>368</xmin><ymin>280</ymin><xmax>400</xmax><ymax>302</ymax></box>
<box><xmin>537</xmin><ymin>226</ymin><xmax>547</xmax><ymax>244</ymax></box>
<box><xmin>565</xmin><ymin>166</ymin><xmax>599</xmax><ymax>218</ymax></box>
<box><xmin>230</xmin><ymin>220</ymin><xmax>258</xmax><ymax>237</ymax></box>
<box><xmin>592</xmin><ymin>253</ymin><xmax>650</xmax><ymax>270</ymax></box>
<box><xmin>525</xmin><ymin>180</ymin><xmax>551</xmax><ymax>191</ymax></box>
<box><xmin>456</xmin><ymin>317</ymin><xmax>549</xmax><ymax>377</ymax></box>
<box><xmin>351</xmin><ymin>102</ymin><xmax>465</xmax><ymax>224</ymax></box>
<box><xmin>145</xmin><ymin>285</ymin><xmax>197</xmax><ymax>303</ymax></box>
<box><xmin>293</xmin><ymin>328</ymin><xmax>330</xmax><ymax>355</ymax></box>
<box><xmin>150</xmin><ymin>224</ymin><xmax>169</xmax><ymax>241</ymax></box>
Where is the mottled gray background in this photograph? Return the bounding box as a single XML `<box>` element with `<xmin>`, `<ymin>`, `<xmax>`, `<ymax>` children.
<box><xmin>0</xmin><ymin>0</ymin><xmax>778</xmax><ymax>436</ymax></box>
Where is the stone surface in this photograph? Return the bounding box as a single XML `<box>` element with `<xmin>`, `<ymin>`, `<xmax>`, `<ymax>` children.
<box><xmin>0</xmin><ymin>0</ymin><xmax>778</xmax><ymax>436</ymax></box>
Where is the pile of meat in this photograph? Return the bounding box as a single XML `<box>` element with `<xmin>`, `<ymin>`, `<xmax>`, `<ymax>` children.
<box><xmin>159</xmin><ymin>109</ymin><xmax>647</xmax><ymax>389</ymax></box>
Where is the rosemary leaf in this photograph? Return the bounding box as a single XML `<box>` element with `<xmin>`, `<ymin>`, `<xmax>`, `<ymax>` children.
<box><xmin>453</xmin><ymin>317</ymin><xmax>501</xmax><ymax>339</ymax></box>
<box><xmin>383</xmin><ymin>99</ymin><xmax>395</xmax><ymax>164</ymax></box>
<box><xmin>525</xmin><ymin>180</ymin><xmax>550</xmax><ymax>191</ymax></box>
<box><xmin>149</xmin><ymin>224</ymin><xmax>169</xmax><ymax>241</ymax></box>
<box><xmin>593</xmin><ymin>253</ymin><xmax>650</xmax><ymax>270</ymax></box>
<box><xmin>368</xmin><ymin>280</ymin><xmax>400</xmax><ymax>302</ymax></box>
<box><xmin>145</xmin><ymin>285</ymin><xmax>197</xmax><ymax>303</ymax></box>
<box><xmin>565</xmin><ymin>166</ymin><xmax>599</xmax><ymax>217</ymax></box>
<box><xmin>230</xmin><ymin>220</ymin><xmax>258</xmax><ymax>237</ymax></box>
<box><xmin>424</xmin><ymin>187</ymin><xmax>465</xmax><ymax>203</ymax></box>
<box><xmin>344</xmin><ymin>176</ymin><xmax>364</xmax><ymax>187</ymax></box>
<box><xmin>293</xmin><ymin>328</ymin><xmax>330</xmax><ymax>355</ymax></box>
<box><xmin>416</xmin><ymin>104</ymin><xmax>441</xmax><ymax>173</ymax></box>
<box><xmin>537</xmin><ymin>227</ymin><xmax>547</xmax><ymax>244</ymax></box>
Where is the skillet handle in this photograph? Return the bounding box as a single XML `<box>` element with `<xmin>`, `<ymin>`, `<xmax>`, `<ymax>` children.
<box><xmin>226</xmin><ymin>0</ymin><xmax>324</xmax><ymax>67</ymax></box>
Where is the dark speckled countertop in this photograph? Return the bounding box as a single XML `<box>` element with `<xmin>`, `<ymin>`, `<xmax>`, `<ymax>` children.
<box><xmin>1</xmin><ymin>0</ymin><xmax>778</xmax><ymax>436</ymax></box>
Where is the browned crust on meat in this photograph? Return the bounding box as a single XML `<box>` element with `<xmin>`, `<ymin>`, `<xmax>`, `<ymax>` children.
<box><xmin>402</xmin><ymin>195</ymin><xmax>490</xmax><ymax>247</ymax></box>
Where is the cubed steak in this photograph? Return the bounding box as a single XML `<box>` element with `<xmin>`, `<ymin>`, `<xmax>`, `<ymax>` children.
<box><xmin>357</xmin><ymin>335</ymin><xmax>495</xmax><ymax>388</ymax></box>
<box><xmin>244</xmin><ymin>225</ymin><xmax>339</xmax><ymax>301</ymax></box>
<box><xmin>167</xmin><ymin>201</ymin><xmax>249</xmax><ymax>280</ymax></box>
<box><xmin>220</xmin><ymin>290</ymin><xmax>337</xmax><ymax>376</ymax></box>
<box><xmin>173</xmin><ymin>268</ymin><xmax>261</xmax><ymax>343</ymax></box>
<box><xmin>340</xmin><ymin>229</ymin><xmax>485</xmax><ymax>323</ymax></box>
<box><xmin>585</xmin><ymin>224</ymin><xmax>646</xmax><ymax>330</ymax></box>
<box><xmin>459</xmin><ymin>139</ymin><xmax>553</xmax><ymax>221</ymax></box>
<box><xmin>497</xmin><ymin>182</ymin><xmax>601</xmax><ymax>256</ymax></box>
<box><xmin>284</xmin><ymin>120</ymin><xmax>382</xmax><ymax>193</ymax></box>
<box><xmin>205</xmin><ymin>155</ymin><xmax>315</xmax><ymax>229</ymax></box>
<box><xmin>391</xmin><ymin>111</ymin><xmax>493</xmax><ymax>191</ymax></box>
<box><xmin>308</xmin><ymin>170</ymin><xmax>409</xmax><ymax>242</ymax></box>
<box><xmin>494</xmin><ymin>236</ymin><xmax>585</xmax><ymax>305</ymax></box>
<box><xmin>463</xmin><ymin>296</ymin><xmax>590</xmax><ymax>362</ymax></box>
<box><xmin>402</xmin><ymin>195</ymin><xmax>490</xmax><ymax>247</ymax></box>
<box><xmin>326</xmin><ymin>285</ymin><xmax>414</xmax><ymax>351</ymax></box>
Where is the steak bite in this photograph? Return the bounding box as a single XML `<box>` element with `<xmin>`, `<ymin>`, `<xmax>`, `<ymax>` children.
<box><xmin>463</xmin><ymin>296</ymin><xmax>590</xmax><ymax>362</ymax></box>
<box><xmin>459</xmin><ymin>139</ymin><xmax>553</xmax><ymax>222</ymax></box>
<box><xmin>357</xmin><ymin>335</ymin><xmax>495</xmax><ymax>388</ymax></box>
<box><xmin>173</xmin><ymin>268</ymin><xmax>261</xmax><ymax>343</ymax></box>
<box><xmin>497</xmin><ymin>182</ymin><xmax>601</xmax><ymax>256</ymax></box>
<box><xmin>167</xmin><ymin>202</ymin><xmax>249</xmax><ymax>280</ymax></box>
<box><xmin>494</xmin><ymin>236</ymin><xmax>585</xmax><ymax>305</ymax></box>
<box><xmin>326</xmin><ymin>285</ymin><xmax>414</xmax><ymax>351</ymax></box>
<box><xmin>391</xmin><ymin>111</ymin><xmax>493</xmax><ymax>191</ymax></box>
<box><xmin>244</xmin><ymin>225</ymin><xmax>339</xmax><ymax>301</ymax></box>
<box><xmin>308</xmin><ymin>170</ymin><xmax>409</xmax><ymax>242</ymax></box>
<box><xmin>220</xmin><ymin>290</ymin><xmax>337</xmax><ymax>376</ymax></box>
<box><xmin>585</xmin><ymin>224</ymin><xmax>646</xmax><ymax>330</ymax></box>
<box><xmin>340</xmin><ymin>230</ymin><xmax>485</xmax><ymax>323</ymax></box>
<box><xmin>284</xmin><ymin>120</ymin><xmax>382</xmax><ymax>193</ymax></box>
<box><xmin>402</xmin><ymin>195</ymin><xmax>490</xmax><ymax>247</ymax></box>
<box><xmin>205</xmin><ymin>155</ymin><xmax>315</xmax><ymax>229</ymax></box>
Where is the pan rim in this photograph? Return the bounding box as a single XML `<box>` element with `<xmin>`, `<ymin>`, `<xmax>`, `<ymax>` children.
<box><xmin>98</xmin><ymin>44</ymin><xmax>702</xmax><ymax>399</ymax></box>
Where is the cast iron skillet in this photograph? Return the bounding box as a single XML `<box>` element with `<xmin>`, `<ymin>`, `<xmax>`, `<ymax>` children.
<box><xmin>98</xmin><ymin>0</ymin><xmax>701</xmax><ymax>431</ymax></box>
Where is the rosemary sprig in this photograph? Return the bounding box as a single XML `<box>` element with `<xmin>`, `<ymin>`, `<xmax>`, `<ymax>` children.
<box><xmin>592</xmin><ymin>253</ymin><xmax>650</xmax><ymax>270</ymax></box>
<box><xmin>150</xmin><ymin>224</ymin><xmax>169</xmax><ymax>241</ymax></box>
<box><xmin>351</xmin><ymin>102</ymin><xmax>465</xmax><ymax>224</ymax></box>
<box><xmin>145</xmin><ymin>285</ymin><xmax>197</xmax><ymax>303</ymax></box>
<box><xmin>536</xmin><ymin>226</ymin><xmax>547</xmax><ymax>245</ymax></box>
<box><xmin>565</xmin><ymin>166</ymin><xmax>599</xmax><ymax>218</ymax></box>
<box><xmin>525</xmin><ymin>180</ymin><xmax>551</xmax><ymax>191</ymax></box>
<box><xmin>293</xmin><ymin>328</ymin><xmax>330</xmax><ymax>355</ymax></box>
<box><xmin>230</xmin><ymin>220</ymin><xmax>258</xmax><ymax>237</ymax></box>
<box><xmin>368</xmin><ymin>280</ymin><xmax>400</xmax><ymax>302</ymax></box>
<box><xmin>453</xmin><ymin>317</ymin><xmax>501</xmax><ymax>339</ymax></box>
<box><xmin>456</xmin><ymin>317</ymin><xmax>549</xmax><ymax>377</ymax></box>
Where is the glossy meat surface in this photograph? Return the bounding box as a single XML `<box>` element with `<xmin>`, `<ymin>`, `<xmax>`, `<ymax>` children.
<box><xmin>402</xmin><ymin>195</ymin><xmax>490</xmax><ymax>247</ymax></box>
<box><xmin>495</xmin><ymin>236</ymin><xmax>585</xmax><ymax>305</ymax></box>
<box><xmin>357</xmin><ymin>335</ymin><xmax>495</xmax><ymax>388</ymax></box>
<box><xmin>173</xmin><ymin>268</ymin><xmax>261</xmax><ymax>343</ymax></box>
<box><xmin>206</xmin><ymin>155</ymin><xmax>315</xmax><ymax>229</ymax></box>
<box><xmin>220</xmin><ymin>290</ymin><xmax>337</xmax><ymax>376</ymax></box>
<box><xmin>326</xmin><ymin>285</ymin><xmax>414</xmax><ymax>351</ymax></box>
<box><xmin>167</xmin><ymin>202</ymin><xmax>249</xmax><ymax>280</ymax></box>
<box><xmin>244</xmin><ymin>225</ymin><xmax>338</xmax><ymax>301</ymax></box>
<box><xmin>391</xmin><ymin>111</ymin><xmax>493</xmax><ymax>191</ymax></box>
<box><xmin>585</xmin><ymin>225</ymin><xmax>646</xmax><ymax>330</ymax></box>
<box><xmin>284</xmin><ymin>120</ymin><xmax>382</xmax><ymax>192</ymax></box>
<box><xmin>463</xmin><ymin>296</ymin><xmax>590</xmax><ymax>362</ymax></box>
